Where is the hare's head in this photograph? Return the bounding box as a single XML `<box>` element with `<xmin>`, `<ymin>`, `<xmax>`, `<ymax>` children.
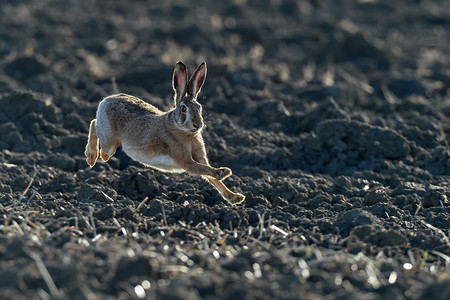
<box><xmin>172</xmin><ymin>61</ymin><xmax>207</xmax><ymax>134</ymax></box>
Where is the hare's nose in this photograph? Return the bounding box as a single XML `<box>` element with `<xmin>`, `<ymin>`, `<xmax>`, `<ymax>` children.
<box><xmin>193</xmin><ymin>124</ymin><xmax>200</xmax><ymax>130</ymax></box>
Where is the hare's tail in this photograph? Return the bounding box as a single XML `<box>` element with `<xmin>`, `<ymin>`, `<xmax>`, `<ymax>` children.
<box><xmin>85</xmin><ymin>119</ymin><xmax>99</xmax><ymax>167</ymax></box>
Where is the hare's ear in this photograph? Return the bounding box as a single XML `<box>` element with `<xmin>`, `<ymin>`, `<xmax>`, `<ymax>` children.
<box><xmin>187</xmin><ymin>62</ymin><xmax>207</xmax><ymax>98</ymax></box>
<box><xmin>173</xmin><ymin>61</ymin><xmax>188</xmax><ymax>104</ymax></box>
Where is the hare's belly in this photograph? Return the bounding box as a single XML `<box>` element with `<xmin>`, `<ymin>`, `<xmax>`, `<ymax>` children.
<box><xmin>125</xmin><ymin>150</ymin><xmax>184</xmax><ymax>172</ymax></box>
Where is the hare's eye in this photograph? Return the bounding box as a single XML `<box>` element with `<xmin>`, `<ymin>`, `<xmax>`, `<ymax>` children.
<box><xmin>180</xmin><ymin>105</ymin><xmax>187</xmax><ymax>113</ymax></box>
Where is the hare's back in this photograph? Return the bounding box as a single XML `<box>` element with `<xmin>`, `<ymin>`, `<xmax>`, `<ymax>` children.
<box><xmin>101</xmin><ymin>93</ymin><xmax>162</xmax><ymax>117</ymax></box>
<box><xmin>95</xmin><ymin>93</ymin><xmax>162</xmax><ymax>141</ymax></box>
<box><xmin>98</xmin><ymin>94</ymin><xmax>161</xmax><ymax>126</ymax></box>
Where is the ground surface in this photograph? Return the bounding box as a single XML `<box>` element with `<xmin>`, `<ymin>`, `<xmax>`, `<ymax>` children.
<box><xmin>1</xmin><ymin>0</ymin><xmax>450</xmax><ymax>299</ymax></box>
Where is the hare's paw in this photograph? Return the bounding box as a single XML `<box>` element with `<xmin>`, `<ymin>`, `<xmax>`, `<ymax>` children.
<box><xmin>100</xmin><ymin>149</ymin><xmax>110</xmax><ymax>162</ymax></box>
<box><xmin>85</xmin><ymin>148</ymin><xmax>98</xmax><ymax>167</ymax></box>
<box><xmin>228</xmin><ymin>193</ymin><xmax>245</xmax><ymax>205</ymax></box>
<box><xmin>215</xmin><ymin>167</ymin><xmax>232</xmax><ymax>180</ymax></box>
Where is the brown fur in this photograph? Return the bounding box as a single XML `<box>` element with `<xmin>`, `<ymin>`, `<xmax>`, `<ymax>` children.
<box><xmin>84</xmin><ymin>62</ymin><xmax>245</xmax><ymax>205</ymax></box>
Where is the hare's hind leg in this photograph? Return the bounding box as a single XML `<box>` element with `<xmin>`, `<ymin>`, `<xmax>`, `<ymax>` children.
<box><xmin>98</xmin><ymin>131</ymin><xmax>120</xmax><ymax>162</ymax></box>
<box><xmin>100</xmin><ymin>149</ymin><xmax>110</xmax><ymax>162</ymax></box>
<box><xmin>85</xmin><ymin>119</ymin><xmax>99</xmax><ymax>167</ymax></box>
<box><xmin>96</xmin><ymin>112</ymin><xmax>120</xmax><ymax>162</ymax></box>
<box><xmin>99</xmin><ymin>142</ymin><xmax>120</xmax><ymax>162</ymax></box>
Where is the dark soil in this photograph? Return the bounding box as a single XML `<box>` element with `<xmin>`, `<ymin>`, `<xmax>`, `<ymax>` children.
<box><xmin>1</xmin><ymin>0</ymin><xmax>450</xmax><ymax>299</ymax></box>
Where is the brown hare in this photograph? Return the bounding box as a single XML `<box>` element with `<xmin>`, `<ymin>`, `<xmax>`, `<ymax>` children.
<box><xmin>84</xmin><ymin>61</ymin><xmax>245</xmax><ymax>205</ymax></box>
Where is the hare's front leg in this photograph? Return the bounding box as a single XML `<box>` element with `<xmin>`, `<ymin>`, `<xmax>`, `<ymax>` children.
<box><xmin>192</xmin><ymin>152</ymin><xmax>245</xmax><ymax>205</ymax></box>
<box><xmin>178</xmin><ymin>159</ymin><xmax>231</xmax><ymax>180</ymax></box>
<box><xmin>207</xmin><ymin>178</ymin><xmax>246</xmax><ymax>205</ymax></box>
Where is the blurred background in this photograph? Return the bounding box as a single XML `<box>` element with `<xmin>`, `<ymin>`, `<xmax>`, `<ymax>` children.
<box><xmin>2</xmin><ymin>0</ymin><xmax>449</xmax><ymax>108</ymax></box>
